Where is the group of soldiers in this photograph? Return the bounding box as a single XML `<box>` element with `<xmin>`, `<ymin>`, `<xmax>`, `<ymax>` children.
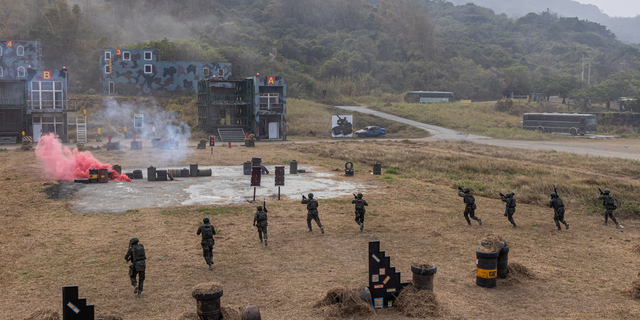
<box><xmin>457</xmin><ymin>186</ymin><xmax>622</xmax><ymax>230</ymax></box>
<box><xmin>124</xmin><ymin>186</ymin><xmax>622</xmax><ymax>297</ymax></box>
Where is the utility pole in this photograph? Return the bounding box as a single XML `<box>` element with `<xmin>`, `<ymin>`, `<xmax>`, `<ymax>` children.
<box><xmin>581</xmin><ymin>56</ymin><xmax>585</xmax><ymax>82</ymax></box>
<box><xmin>588</xmin><ymin>55</ymin><xmax>592</xmax><ymax>86</ymax></box>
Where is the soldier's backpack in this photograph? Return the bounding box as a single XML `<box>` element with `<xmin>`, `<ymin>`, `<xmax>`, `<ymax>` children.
<box><xmin>257</xmin><ymin>211</ymin><xmax>267</xmax><ymax>222</ymax></box>
<box><xmin>605</xmin><ymin>196</ymin><xmax>616</xmax><ymax>209</ymax></box>
<box><xmin>202</xmin><ymin>224</ymin><xmax>214</xmax><ymax>238</ymax></box>
<box><xmin>509</xmin><ymin>198</ymin><xmax>517</xmax><ymax>208</ymax></box>
<box><xmin>131</xmin><ymin>244</ymin><xmax>146</xmax><ymax>262</ymax></box>
<box><xmin>556</xmin><ymin>198</ymin><xmax>564</xmax><ymax>209</ymax></box>
<box><xmin>355</xmin><ymin>199</ymin><xmax>365</xmax><ymax>210</ymax></box>
<box><xmin>465</xmin><ymin>194</ymin><xmax>475</xmax><ymax>205</ymax></box>
<box><xmin>308</xmin><ymin>199</ymin><xmax>318</xmax><ymax>210</ymax></box>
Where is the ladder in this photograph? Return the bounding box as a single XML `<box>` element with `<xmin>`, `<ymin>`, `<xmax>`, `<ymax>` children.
<box><xmin>76</xmin><ymin>115</ymin><xmax>87</xmax><ymax>143</ymax></box>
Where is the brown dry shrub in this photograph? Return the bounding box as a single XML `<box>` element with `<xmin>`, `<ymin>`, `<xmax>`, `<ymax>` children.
<box><xmin>221</xmin><ymin>306</ymin><xmax>244</xmax><ymax>320</ymax></box>
<box><xmin>22</xmin><ymin>308</ymin><xmax>60</xmax><ymax>320</ymax></box>
<box><xmin>314</xmin><ymin>285</ymin><xmax>373</xmax><ymax>318</ymax></box>
<box><xmin>631</xmin><ymin>244</ymin><xmax>640</xmax><ymax>255</ymax></box>
<box><xmin>480</xmin><ymin>233</ymin><xmax>508</xmax><ymax>252</ymax></box>
<box><xmin>623</xmin><ymin>271</ymin><xmax>640</xmax><ymax>300</ymax></box>
<box><xmin>395</xmin><ymin>285</ymin><xmax>441</xmax><ymax>318</ymax></box>
<box><xmin>175</xmin><ymin>311</ymin><xmax>199</xmax><ymax>320</ymax></box>
<box><xmin>98</xmin><ymin>312</ymin><xmax>124</xmax><ymax>320</ymax></box>
<box><xmin>192</xmin><ymin>281</ymin><xmax>223</xmax><ymax>296</ymax></box>
<box><xmin>15</xmin><ymin>145</ymin><xmax>33</xmax><ymax>152</ymax></box>
<box><xmin>505</xmin><ymin>262</ymin><xmax>535</xmax><ymax>283</ymax></box>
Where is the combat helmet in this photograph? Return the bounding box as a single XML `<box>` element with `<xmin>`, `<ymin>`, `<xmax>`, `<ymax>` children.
<box><xmin>130</xmin><ymin>237</ymin><xmax>139</xmax><ymax>244</ymax></box>
<box><xmin>308</xmin><ymin>193</ymin><xmax>314</xmax><ymax>198</ymax></box>
<box><xmin>604</xmin><ymin>189</ymin><xmax>610</xmax><ymax>195</ymax></box>
<box><xmin>550</xmin><ymin>192</ymin><xmax>557</xmax><ymax>198</ymax></box>
<box><xmin>203</xmin><ymin>217</ymin><xmax>210</xmax><ymax>223</ymax></box>
<box><xmin>257</xmin><ymin>206</ymin><xmax>262</xmax><ymax>210</ymax></box>
<box><xmin>357</xmin><ymin>193</ymin><xmax>363</xmax><ymax>199</ymax></box>
<box><xmin>464</xmin><ymin>187</ymin><xmax>470</xmax><ymax>193</ymax></box>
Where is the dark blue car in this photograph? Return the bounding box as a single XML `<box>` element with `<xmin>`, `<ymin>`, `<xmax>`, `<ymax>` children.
<box><xmin>355</xmin><ymin>126</ymin><xmax>386</xmax><ymax>137</ymax></box>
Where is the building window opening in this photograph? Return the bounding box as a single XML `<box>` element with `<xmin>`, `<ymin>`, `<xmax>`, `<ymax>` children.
<box><xmin>0</xmin><ymin>46</ymin><xmax>3</xmax><ymax>56</ymax></box>
<box><xmin>105</xmin><ymin>65</ymin><xmax>111</xmax><ymax>74</ymax></box>
<box><xmin>144</xmin><ymin>64</ymin><xmax>153</xmax><ymax>74</ymax></box>
<box><xmin>31</xmin><ymin>81</ymin><xmax>64</xmax><ymax>110</ymax></box>
<box><xmin>144</xmin><ymin>51</ymin><xmax>152</xmax><ymax>60</ymax></box>
<box><xmin>218</xmin><ymin>69</ymin><xmax>224</xmax><ymax>77</ymax></box>
<box><xmin>105</xmin><ymin>51</ymin><xmax>111</xmax><ymax>60</ymax></box>
<box><xmin>123</xmin><ymin>52</ymin><xmax>130</xmax><ymax>60</ymax></box>
<box><xmin>259</xmin><ymin>93</ymin><xmax>281</xmax><ymax>111</ymax></box>
<box><xmin>17</xmin><ymin>46</ymin><xmax>24</xmax><ymax>56</ymax></box>
<box><xmin>0</xmin><ymin>67</ymin><xmax>3</xmax><ymax>78</ymax></box>
<box><xmin>18</xmin><ymin>66</ymin><xmax>25</xmax><ymax>77</ymax></box>
<box><xmin>203</xmin><ymin>68</ymin><xmax>209</xmax><ymax>77</ymax></box>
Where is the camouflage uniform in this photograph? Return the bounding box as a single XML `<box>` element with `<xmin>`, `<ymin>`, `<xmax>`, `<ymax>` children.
<box><xmin>549</xmin><ymin>193</ymin><xmax>569</xmax><ymax>230</ymax></box>
<box><xmin>197</xmin><ymin>218</ymin><xmax>217</xmax><ymax>269</ymax></box>
<box><xmin>302</xmin><ymin>193</ymin><xmax>324</xmax><ymax>233</ymax></box>
<box><xmin>458</xmin><ymin>188</ymin><xmax>482</xmax><ymax>226</ymax></box>
<box><xmin>598</xmin><ymin>190</ymin><xmax>620</xmax><ymax>227</ymax></box>
<box><xmin>501</xmin><ymin>193</ymin><xmax>517</xmax><ymax>227</ymax></box>
<box><xmin>124</xmin><ymin>238</ymin><xmax>146</xmax><ymax>298</ymax></box>
<box><xmin>253</xmin><ymin>206</ymin><xmax>268</xmax><ymax>246</ymax></box>
<box><xmin>352</xmin><ymin>193</ymin><xmax>368</xmax><ymax>232</ymax></box>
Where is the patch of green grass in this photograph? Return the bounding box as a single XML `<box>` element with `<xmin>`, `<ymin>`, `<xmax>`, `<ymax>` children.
<box><xmin>125</xmin><ymin>209</ymin><xmax>140</xmax><ymax>214</ymax></box>
<box><xmin>567</xmin><ymin>279</ymin><xmax>575</xmax><ymax>283</ymax></box>
<box><xmin>326</xmin><ymin>199</ymin><xmax>350</xmax><ymax>204</ymax></box>
<box><xmin>196</xmin><ymin>207</ymin><xmax>231</xmax><ymax>216</ymax></box>
<box><xmin>383</xmin><ymin>175</ymin><xmax>396</xmax><ymax>182</ymax></box>
<box><xmin>308</xmin><ymin>157</ymin><xmax>315</xmax><ymax>161</ymax></box>
<box><xmin>0</xmin><ymin>148</ymin><xmax>7</xmax><ymax>152</ymax></box>
<box><xmin>385</xmin><ymin>168</ymin><xmax>399</xmax><ymax>174</ymax></box>
<box><xmin>282</xmin><ymin>159</ymin><xmax>291</xmax><ymax>164</ymax></box>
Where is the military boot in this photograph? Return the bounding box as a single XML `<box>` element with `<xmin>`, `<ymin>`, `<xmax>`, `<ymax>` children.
<box><xmin>616</xmin><ymin>223</ymin><xmax>621</xmax><ymax>229</ymax></box>
<box><xmin>565</xmin><ymin>223</ymin><xmax>569</xmax><ymax>230</ymax></box>
<box><xmin>134</xmin><ymin>285</ymin><xmax>139</xmax><ymax>294</ymax></box>
<box><xmin>137</xmin><ymin>290</ymin><xmax>142</xmax><ymax>298</ymax></box>
<box><xmin>360</xmin><ymin>223</ymin><xmax>364</xmax><ymax>232</ymax></box>
<box><xmin>321</xmin><ymin>227</ymin><xmax>324</xmax><ymax>234</ymax></box>
<box><xmin>265</xmin><ymin>239</ymin><xmax>268</xmax><ymax>246</ymax></box>
<box><xmin>603</xmin><ymin>222</ymin><xmax>607</xmax><ymax>226</ymax></box>
<box><xmin>478</xmin><ymin>219</ymin><xmax>482</xmax><ymax>226</ymax></box>
<box><xmin>208</xmin><ymin>263</ymin><xmax>213</xmax><ymax>270</ymax></box>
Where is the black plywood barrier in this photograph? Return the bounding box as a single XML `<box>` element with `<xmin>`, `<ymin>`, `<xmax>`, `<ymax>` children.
<box><xmin>367</xmin><ymin>241</ymin><xmax>410</xmax><ymax>308</ymax></box>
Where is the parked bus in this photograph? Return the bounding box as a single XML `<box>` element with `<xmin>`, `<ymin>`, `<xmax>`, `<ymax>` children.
<box><xmin>404</xmin><ymin>91</ymin><xmax>455</xmax><ymax>103</ymax></box>
<box><xmin>522</xmin><ymin>113</ymin><xmax>597</xmax><ymax>135</ymax></box>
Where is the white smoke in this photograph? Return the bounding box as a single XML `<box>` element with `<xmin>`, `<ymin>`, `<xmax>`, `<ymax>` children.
<box><xmin>96</xmin><ymin>97</ymin><xmax>193</xmax><ymax>165</ymax></box>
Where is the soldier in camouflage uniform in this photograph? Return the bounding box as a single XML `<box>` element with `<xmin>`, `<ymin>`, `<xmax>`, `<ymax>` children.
<box><xmin>549</xmin><ymin>193</ymin><xmax>569</xmax><ymax>230</ymax></box>
<box><xmin>253</xmin><ymin>205</ymin><xmax>268</xmax><ymax>246</ymax></box>
<box><xmin>302</xmin><ymin>193</ymin><xmax>324</xmax><ymax>233</ymax></box>
<box><xmin>352</xmin><ymin>193</ymin><xmax>368</xmax><ymax>232</ymax></box>
<box><xmin>599</xmin><ymin>189</ymin><xmax>621</xmax><ymax>228</ymax></box>
<box><xmin>124</xmin><ymin>237</ymin><xmax>146</xmax><ymax>298</ymax></box>
<box><xmin>501</xmin><ymin>192</ymin><xmax>517</xmax><ymax>228</ymax></box>
<box><xmin>197</xmin><ymin>217</ymin><xmax>216</xmax><ymax>269</ymax></box>
<box><xmin>458</xmin><ymin>187</ymin><xmax>482</xmax><ymax>226</ymax></box>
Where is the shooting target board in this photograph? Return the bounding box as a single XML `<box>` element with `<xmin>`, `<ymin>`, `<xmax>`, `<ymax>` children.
<box><xmin>368</xmin><ymin>241</ymin><xmax>410</xmax><ymax>308</ymax></box>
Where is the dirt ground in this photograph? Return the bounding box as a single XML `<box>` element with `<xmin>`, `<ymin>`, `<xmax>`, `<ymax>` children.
<box><xmin>2</xmin><ymin>141</ymin><xmax>640</xmax><ymax>319</ymax></box>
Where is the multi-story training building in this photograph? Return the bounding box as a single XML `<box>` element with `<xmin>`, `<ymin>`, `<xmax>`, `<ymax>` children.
<box><xmin>98</xmin><ymin>48</ymin><xmax>232</xmax><ymax>95</ymax></box>
<box><xmin>0</xmin><ymin>40</ymin><xmax>70</xmax><ymax>143</ymax></box>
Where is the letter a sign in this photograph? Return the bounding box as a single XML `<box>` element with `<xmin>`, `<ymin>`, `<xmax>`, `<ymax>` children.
<box><xmin>267</xmin><ymin>76</ymin><xmax>275</xmax><ymax>85</ymax></box>
<box><xmin>42</xmin><ymin>70</ymin><xmax>52</xmax><ymax>80</ymax></box>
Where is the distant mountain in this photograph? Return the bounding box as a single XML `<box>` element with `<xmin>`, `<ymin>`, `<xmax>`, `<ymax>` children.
<box><xmin>445</xmin><ymin>0</ymin><xmax>640</xmax><ymax>44</ymax></box>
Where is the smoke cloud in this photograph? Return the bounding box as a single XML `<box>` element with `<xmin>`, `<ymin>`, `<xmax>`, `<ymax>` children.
<box><xmin>35</xmin><ymin>133</ymin><xmax>131</xmax><ymax>182</ymax></box>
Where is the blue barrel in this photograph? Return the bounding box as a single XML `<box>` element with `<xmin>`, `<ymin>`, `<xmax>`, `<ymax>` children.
<box><xmin>243</xmin><ymin>162</ymin><xmax>252</xmax><ymax>175</ymax></box>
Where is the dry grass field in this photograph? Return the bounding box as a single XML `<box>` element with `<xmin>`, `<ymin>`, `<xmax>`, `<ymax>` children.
<box><xmin>2</xmin><ymin>140</ymin><xmax>640</xmax><ymax>319</ymax></box>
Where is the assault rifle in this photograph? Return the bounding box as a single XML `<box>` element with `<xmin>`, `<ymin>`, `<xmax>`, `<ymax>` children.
<box><xmin>598</xmin><ymin>187</ymin><xmax>604</xmax><ymax>195</ymax></box>
<box><xmin>554</xmin><ymin>185</ymin><xmax>558</xmax><ymax>195</ymax></box>
<box><xmin>458</xmin><ymin>186</ymin><xmax>463</xmax><ymax>192</ymax></box>
<box><xmin>301</xmin><ymin>193</ymin><xmax>306</xmax><ymax>200</ymax></box>
<box><xmin>353</xmin><ymin>193</ymin><xmax>358</xmax><ymax>199</ymax></box>
<box><xmin>263</xmin><ymin>199</ymin><xmax>267</xmax><ymax>213</ymax></box>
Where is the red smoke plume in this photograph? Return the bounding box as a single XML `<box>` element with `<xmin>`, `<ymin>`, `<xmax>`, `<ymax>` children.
<box><xmin>35</xmin><ymin>133</ymin><xmax>131</xmax><ymax>182</ymax></box>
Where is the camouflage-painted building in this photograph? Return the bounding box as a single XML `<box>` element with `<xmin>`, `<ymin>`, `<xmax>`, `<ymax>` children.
<box><xmin>99</xmin><ymin>49</ymin><xmax>232</xmax><ymax>95</ymax></box>
<box><xmin>0</xmin><ymin>40</ymin><xmax>69</xmax><ymax>142</ymax></box>
<box><xmin>197</xmin><ymin>75</ymin><xmax>287</xmax><ymax>140</ymax></box>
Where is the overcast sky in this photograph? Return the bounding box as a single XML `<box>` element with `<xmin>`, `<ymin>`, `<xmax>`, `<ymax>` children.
<box><xmin>574</xmin><ymin>0</ymin><xmax>640</xmax><ymax>17</ymax></box>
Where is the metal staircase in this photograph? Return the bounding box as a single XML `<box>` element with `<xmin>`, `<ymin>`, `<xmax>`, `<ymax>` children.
<box><xmin>217</xmin><ymin>128</ymin><xmax>246</xmax><ymax>142</ymax></box>
<box><xmin>76</xmin><ymin>114</ymin><xmax>87</xmax><ymax>143</ymax></box>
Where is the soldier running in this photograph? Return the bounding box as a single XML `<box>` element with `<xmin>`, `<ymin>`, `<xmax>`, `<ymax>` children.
<box><xmin>599</xmin><ymin>188</ymin><xmax>621</xmax><ymax>228</ymax></box>
<box><xmin>124</xmin><ymin>237</ymin><xmax>146</xmax><ymax>298</ymax></box>
<box><xmin>352</xmin><ymin>193</ymin><xmax>368</xmax><ymax>232</ymax></box>
<box><xmin>549</xmin><ymin>188</ymin><xmax>569</xmax><ymax>230</ymax></box>
<box><xmin>253</xmin><ymin>203</ymin><xmax>268</xmax><ymax>246</ymax></box>
<box><xmin>500</xmin><ymin>192</ymin><xmax>517</xmax><ymax>228</ymax></box>
<box><xmin>302</xmin><ymin>193</ymin><xmax>324</xmax><ymax>233</ymax></box>
<box><xmin>197</xmin><ymin>217</ymin><xmax>216</xmax><ymax>269</ymax></box>
<box><xmin>458</xmin><ymin>187</ymin><xmax>482</xmax><ymax>226</ymax></box>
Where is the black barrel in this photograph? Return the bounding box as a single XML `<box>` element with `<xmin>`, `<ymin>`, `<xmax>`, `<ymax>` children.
<box><xmin>133</xmin><ymin>170</ymin><xmax>143</xmax><ymax>179</ymax></box>
<box><xmin>181</xmin><ymin>168</ymin><xmax>189</xmax><ymax>177</ymax></box>
<box><xmin>113</xmin><ymin>165</ymin><xmax>122</xmax><ymax>174</ymax></box>
<box><xmin>243</xmin><ymin>162</ymin><xmax>252</xmax><ymax>175</ymax></box>
<box><xmin>156</xmin><ymin>170</ymin><xmax>167</xmax><ymax>181</ymax></box>
<box><xmin>476</xmin><ymin>250</ymin><xmax>499</xmax><ymax>288</ymax></box>
<box><xmin>126</xmin><ymin>173</ymin><xmax>134</xmax><ymax>179</ymax></box>
<box><xmin>89</xmin><ymin>169</ymin><xmax>98</xmax><ymax>183</ymax></box>
<box><xmin>193</xmin><ymin>290</ymin><xmax>223</xmax><ymax>320</ymax></box>
<box><xmin>345</xmin><ymin>161</ymin><xmax>354</xmax><ymax>176</ymax></box>
<box><xmin>244</xmin><ymin>305</ymin><xmax>262</xmax><ymax>320</ymax></box>
<box><xmin>108</xmin><ymin>171</ymin><xmax>113</xmax><ymax>180</ymax></box>
<box><xmin>251</xmin><ymin>157</ymin><xmax>262</xmax><ymax>167</ymax></box>
<box><xmin>373</xmin><ymin>163</ymin><xmax>382</xmax><ymax>175</ymax></box>
<box><xmin>198</xmin><ymin>169</ymin><xmax>212</xmax><ymax>176</ymax></box>
<box><xmin>148</xmin><ymin>166</ymin><xmax>156</xmax><ymax>182</ymax></box>
<box><xmin>190</xmin><ymin>164</ymin><xmax>198</xmax><ymax>177</ymax></box>
<box><xmin>498</xmin><ymin>246</ymin><xmax>510</xmax><ymax>279</ymax></box>
<box><xmin>290</xmin><ymin>160</ymin><xmax>297</xmax><ymax>174</ymax></box>
<box><xmin>411</xmin><ymin>264</ymin><xmax>437</xmax><ymax>291</ymax></box>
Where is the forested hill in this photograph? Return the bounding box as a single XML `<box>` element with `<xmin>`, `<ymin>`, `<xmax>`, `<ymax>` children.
<box><xmin>1</xmin><ymin>0</ymin><xmax>639</xmax><ymax>103</ymax></box>
<box><xmin>441</xmin><ymin>0</ymin><xmax>640</xmax><ymax>44</ymax></box>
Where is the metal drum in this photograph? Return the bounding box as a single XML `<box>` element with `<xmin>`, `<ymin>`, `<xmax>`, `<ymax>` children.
<box><xmin>290</xmin><ymin>160</ymin><xmax>297</xmax><ymax>174</ymax></box>
<box><xmin>373</xmin><ymin>163</ymin><xmax>382</xmax><ymax>175</ymax></box>
<box><xmin>181</xmin><ymin>168</ymin><xmax>190</xmax><ymax>177</ymax></box>
<box><xmin>98</xmin><ymin>169</ymin><xmax>108</xmax><ymax>183</ymax></box>
<box><xmin>198</xmin><ymin>169</ymin><xmax>212</xmax><ymax>176</ymax></box>
<box><xmin>476</xmin><ymin>250</ymin><xmax>499</xmax><ymax>288</ymax></box>
<box><xmin>148</xmin><ymin>166</ymin><xmax>156</xmax><ymax>182</ymax></box>
<box><xmin>411</xmin><ymin>264</ymin><xmax>437</xmax><ymax>291</ymax></box>
<box><xmin>89</xmin><ymin>169</ymin><xmax>98</xmax><ymax>183</ymax></box>
<box><xmin>243</xmin><ymin>162</ymin><xmax>252</xmax><ymax>175</ymax></box>
<box><xmin>498</xmin><ymin>246</ymin><xmax>510</xmax><ymax>279</ymax></box>
<box><xmin>190</xmin><ymin>164</ymin><xmax>198</xmax><ymax>177</ymax></box>
<box><xmin>192</xmin><ymin>290</ymin><xmax>223</xmax><ymax>320</ymax></box>
<box><xmin>112</xmin><ymin>165</ymin><xmax>122</xmax><ymax>174</ymax></box>
<box><xmin>244</xmin><ymin>305</ymin><xmax>262</xmax><ymax>320</ymax></box>
<box><xmin>156</xmin><ymin>170</ymin><xmax>167</xmax><ymax>181</ymax></box>
<box><xmin>251</xmin><ymin>157</ymin><xmax>261</xmax><ymax>167</ymax></box>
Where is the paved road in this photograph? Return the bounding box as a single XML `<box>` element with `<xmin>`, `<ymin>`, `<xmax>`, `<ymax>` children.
<box><xmin>337</xmin><ymin>106</ymin><xmax>640</xmax><ymax>161</ymax></box>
